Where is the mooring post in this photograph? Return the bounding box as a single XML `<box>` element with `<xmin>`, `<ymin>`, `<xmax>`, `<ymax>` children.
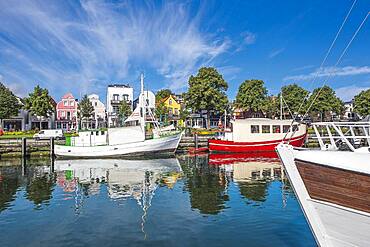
<box><xmin>21</xmin><ymin>137</ymin><xmax>27</xmax><ymax>158</ymax></box>
<box><xmin>194</xmin><ymin>133</ymin><xmax>198</xmax><ymax>149</ymax></box>
<box><xmin>50</xmin><ymin>137</ymin><xmax>55</xmax><ymax>159</ymax></box>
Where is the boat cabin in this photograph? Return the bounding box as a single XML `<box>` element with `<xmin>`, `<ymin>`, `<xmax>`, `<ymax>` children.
<box><xmin>224</xmin><ymin>118</ymin><xmax>307</xmax><ymax>142</ymax></box>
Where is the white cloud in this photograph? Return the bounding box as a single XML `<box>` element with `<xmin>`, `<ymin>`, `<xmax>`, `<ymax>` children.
<box><xmin>335</xmin><ymin>85</ymin><xmax>369</xmax><ymax>102</ymax></box>
<box><xmin>269</xmin><ymin>48</ymin><xmax>285</xmax><ymax>59</ymax></box>
<box><xmin>284</xmin><ymin>66</ymin><xmax>370</xmax><ymax>81</ymax></box>
<box><xmin>242</xmin><ymin>31</ymin><xmax>256</xmax><ymax>45</ymax></box>
<box><xmin>0</xmin><ymin>0</ymin><xmax>230</xmax><ymax>98</ymax></box>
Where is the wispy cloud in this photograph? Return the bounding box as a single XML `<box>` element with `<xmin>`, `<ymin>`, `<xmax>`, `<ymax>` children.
<box><xmin>291</xmin><ymin>64</ymin><xmax>315</xmax><ymax>72</ymax></box>
<box><xmin>242</xmin><ymin>31</ymin><xmax>256</xmax><ymax>45</ymax></box>
<box><xmin>284</xmin><ymin>66</ymin><xmax>370</xmax><ymax>81</ymax></box>
<box><xmin>335</xmin><ymin>85</ymin><xmax>369</xmax><ymax>102</ymax></box>
<box><xmin>0</xmin><ymin>0</ymin><xmax>230</xmax><ymax>98</ymax></box>
<box><xmin>269</xmin><ymin>48</ymin><xmax>285</xmax><ymax>59</ymax></box>
<box><xmin>235</xmin><ymin>31</ymin><xmax>256</xmax><ymax>52</ymax></box>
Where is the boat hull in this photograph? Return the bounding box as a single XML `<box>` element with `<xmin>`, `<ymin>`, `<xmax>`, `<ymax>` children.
<box><xmin>276</xmin><ymin>144</ymin><xmax>370</xmax><ymax>247</ymax></box>
<box><xmin>55</xmin><ymin>132</ymin><xmax>183</xmax><ymax>158</ymax></box>
<box><xmin>209</xmin><ymin>133</ymin><xmax>306</xmax><ymax>153</ymax></box>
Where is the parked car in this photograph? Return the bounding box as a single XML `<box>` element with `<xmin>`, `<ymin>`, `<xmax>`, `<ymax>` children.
<box><xmin>33</xmin><ymin>129</ymin><xmax>64</xmax><ymax>140</ymax></box>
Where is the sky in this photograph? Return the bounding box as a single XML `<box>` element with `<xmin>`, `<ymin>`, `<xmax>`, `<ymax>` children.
<box><xmin>0</xmin><ymin>0</ymin><xmax>369</xmax><ymax>103</ymax></box>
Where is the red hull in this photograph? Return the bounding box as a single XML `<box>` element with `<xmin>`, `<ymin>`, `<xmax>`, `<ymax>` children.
<box><xmin>208</xmin><ymin>133</ymin><xmax>306</xmax><ymax>153</ymax></box>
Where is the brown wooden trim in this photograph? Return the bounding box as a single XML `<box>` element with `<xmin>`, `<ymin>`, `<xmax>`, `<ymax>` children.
<box><xmin>295</xmin><ymin>159</ymin><xmax>370</xmax><ymax>214</ymax></box>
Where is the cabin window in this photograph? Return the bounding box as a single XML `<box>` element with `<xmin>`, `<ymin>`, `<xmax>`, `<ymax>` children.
<box><xmin>262</xmin><ymin>125</ymin><xmax>270</xmax><ymax>133</ymax></box>
<box><xmin>272</xmin><ymin>125</ymin><xmax>281</xmax><ymax>133</ymax></box>
<box><xmin>91</xmin><ymin>131</ymin><xmax>94</xmax><ymax>135</ymax></box>
<box><xmin>101</xmin><ymin>131</ymin><xmax>105</xmax><ymax>135</ymax></box>
<box><xmin>96</xmin><ymin>131</ymin><xmax>99</xmax><ymax>135</ymax></box>
<box><xmin>292</xmin><ymin>125</ymin><xmax>299</xmax><ymax>132</ymax></box>
<box><xmin>251</xmin><ymin>125</ymin><xmax>260</xmax><ymax>133</ymax></box>
<box><xmin>283</xmin><ymin>125</ymin><xmax>290</xmax><ymax>133</ymax></box>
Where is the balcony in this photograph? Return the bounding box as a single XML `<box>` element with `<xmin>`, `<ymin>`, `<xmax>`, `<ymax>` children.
<box><xmin>110</xmin><ymin>100</ymin><xmax>132</xmax><ymax>105</ymax></box>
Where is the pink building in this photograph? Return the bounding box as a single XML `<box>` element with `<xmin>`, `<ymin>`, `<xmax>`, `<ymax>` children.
<box><xmin>56</xmin><ymin>93</ymin><xmax>78</xmax><ymax>130</ymax></box>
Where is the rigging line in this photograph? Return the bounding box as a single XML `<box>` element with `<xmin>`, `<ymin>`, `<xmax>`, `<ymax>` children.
<box><xmin>302</xmin><ymin>11</ymin><xmax>369</xmax><ymax>119</ymax></box>
<box><xmin>293</xmin><ymin>0</ymin><xmax>357</xmax><ymax>120</ymax></box>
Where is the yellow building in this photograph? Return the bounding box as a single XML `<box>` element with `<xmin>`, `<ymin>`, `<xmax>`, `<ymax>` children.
<box><xmin>161</xmin><ymin>95</ymin><xmax>184</xmax><ymax>127</ymax></box>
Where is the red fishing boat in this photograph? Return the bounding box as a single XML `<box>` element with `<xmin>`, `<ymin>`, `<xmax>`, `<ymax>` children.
<box><xmin>209</xmin><ymin>118</ymin><xmax>307</xmax><ymax>153</ymax></box>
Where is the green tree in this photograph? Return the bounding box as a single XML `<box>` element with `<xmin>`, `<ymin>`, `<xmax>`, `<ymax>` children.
<box><xmin>118</xmin><ymin>100</ymin><xmax>132</xmax><ymax>126</ymax></box>
<box><xmin>155</xmin><ymin>101</ymin><xmax>168</xmax><ymax>124</ymax></box>
<box><xmin>24</xmin><ymin>85</ymin><xmax>54</xmax><ymax>130</ymax></box>
<box><xmin>279</xmin><ymin>84</ymin><xmax>309</xmax><ymax>118</ymax></box>
<box><xmin>235</xmin><ymin>79</ymin><xmax>268</xmax><ymax>114</ymax></box>
<box><xmin>184</xmin><ymin>67</ymin><xmax>228</xmax><ymax>128</ymax></box>
<box><xmin>0</xmin><ymin>83</ymin><xmax>22</xmax><ymax>128</ymax></box>
<box><xmin>155</xmin><ymin>89</ymin><xmax>172</xmax><ymax>102</ymax></box>
<box><xmin>353</xmin><ymin>89</ymin><xmax>370</xmax><ymax>117</ymax></box>
<box><xmin>265</xmin><ymin>96</ymin><xmax>280</xmax><ymax>119</ymax></box>
<box><xmin>307</xmin><ymin>86</ymin><xmax>344</xmax><ymax>121</ymax></box>
<box><xmin>78</xmin><ymin>95</ymin><xmax>94</xmax><ymax>129</ymax></box>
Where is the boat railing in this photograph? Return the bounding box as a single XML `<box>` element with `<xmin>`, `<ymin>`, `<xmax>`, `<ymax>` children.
<box><xmin>311</xmin><ymin>122</ymin><xmax>370</xmax><ymax>152</ymax></box>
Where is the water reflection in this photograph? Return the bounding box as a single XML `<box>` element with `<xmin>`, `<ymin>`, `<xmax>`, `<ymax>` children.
<box><xmin>179</xmin><ymin>152</ymin><xmax>286</xmax><ymax>214</ymax></box>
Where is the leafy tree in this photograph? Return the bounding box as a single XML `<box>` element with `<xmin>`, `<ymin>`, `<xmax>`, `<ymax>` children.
<box><xmin>0</xmin><ymin>82</ymin><xmax>22</xmax><ymax>128</ymax></box>
<box><xmin>26</xmin><ymin>174</ymin><xmax>55</xmax><ymax>208</ymax></box>
<box><xmin>184</xmin><ymin>67</ymin><xmax>228</xmax><ymax>128</ymax></box>
<box><xmin>118</xmin><ymin>100</ymin><xmax>132</xmax><ymax>126</ymax></box>
<box><xmin>265</xmin><ymin>95</ymin><xmax>280</xmax><ymax>119</ymax></box>
<box><xmin>235</xmin><ymin>79</ymin><xmax>268</xmax><ymax>113</ymax></box>
<box><xmin>78</xmin><ymin>95</ymin><xmax>94</xmax><ymax>129</ymax></box>
<box><xmin>155</xmin><ymin>101</ymin><xmax>168</xmax><ymax>124</ymax></box>
<box><xmin>279</xmin><ymin>84</ymin><xmax>309</xmax><ymax>117</ymax></box>
<box><xmin>155</xmin><ymin>89</ymin><xmax>172</xmax><ymax>102</ymax></box>
<box><xmin>307</xmin><ymin>86</ymin><xmax>344</xmax><ymax>121</ymax></box>
<box><xmin>353</xmin><ymin>89</ymin><xmax>370</xmax><ymax>117</ymax></box>
<box><xmin>24</xmin><ymin>85</ymin><xmax>54</xmax><ymax>130</ymax></box>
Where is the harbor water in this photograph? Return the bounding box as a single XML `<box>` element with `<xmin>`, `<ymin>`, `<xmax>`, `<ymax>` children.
<box><xmin>0</xmin><ymin>154</ymin><xmax>315</xmax><ymax>247</ymax></box>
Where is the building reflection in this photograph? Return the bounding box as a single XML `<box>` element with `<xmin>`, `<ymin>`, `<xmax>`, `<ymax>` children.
<box><xmin>179</xmin><ymin>153</ymin><xmax>285</xmax><ymax>214</ymax></box>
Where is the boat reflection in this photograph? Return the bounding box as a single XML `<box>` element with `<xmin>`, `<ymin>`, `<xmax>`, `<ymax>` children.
<box><xmin>54</xmin><ymin>158</ymin><xmax>182</xmax><ymax>201</ymax></box>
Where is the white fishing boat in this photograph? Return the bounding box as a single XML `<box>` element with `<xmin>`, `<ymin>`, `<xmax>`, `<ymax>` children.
<box><xmin>55</xmin><ymin>74</ymin><xmax>183</xmax><ymax>158</ymax></box>
<box><xmin>277</xmin><ymin>121</ymin><xmax>370</xmax><ymax>247</ymax></box>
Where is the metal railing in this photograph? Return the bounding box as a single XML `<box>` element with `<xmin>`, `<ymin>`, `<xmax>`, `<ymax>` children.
<box><xmin>311</xmin><ymin>122</ymin><xmax>370</xmax><ymax>153</ymax></box>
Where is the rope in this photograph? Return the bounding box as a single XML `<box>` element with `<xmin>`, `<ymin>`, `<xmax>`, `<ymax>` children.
<box><xmin>293</xmin><ymin>0</ymin><xmax>357</xmax><ymax>119</ymax></box>
<box><xmin>303</xmin><ymin>11</ymin><xmax>369</xmax><ymax>118</ymax></box>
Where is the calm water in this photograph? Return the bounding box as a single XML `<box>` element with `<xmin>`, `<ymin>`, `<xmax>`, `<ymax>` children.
<box><xmin>0</xmin><ymin>154</ymin><xmax>315</xmax><ymax>247</ymax></box>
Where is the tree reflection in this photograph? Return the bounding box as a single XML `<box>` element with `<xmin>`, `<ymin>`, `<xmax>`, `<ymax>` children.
<box><xmin>181</xmin><ymin>155</ymin><xmax>229</xmax><ymax>215</ymax></box>
<box><xmin>238</xmin><ymin>181</ymin><xmax>269</xmax><ymax>202</ymax></box>
<box><xmin>26</xmin><ymin>168</ymin><xmax>55</xmax><ymax>208</ymax></box>
<box><xmin>0</xmin><ymin>167</ymin><xmax>23</xmax><ymax>212</ymax></box>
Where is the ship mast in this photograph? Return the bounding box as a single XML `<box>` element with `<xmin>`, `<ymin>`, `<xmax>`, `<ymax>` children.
<box><xmin>140</xmin><ymin>73</ymin><xmax>145</xmax><ymax>131</ymax></box>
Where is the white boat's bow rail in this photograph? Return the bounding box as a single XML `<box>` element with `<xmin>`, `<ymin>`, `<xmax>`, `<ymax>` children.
<box><xmin>311</xmin><ymin>122</ymin><xmax>370</xmax><ymax>153</ymax></box>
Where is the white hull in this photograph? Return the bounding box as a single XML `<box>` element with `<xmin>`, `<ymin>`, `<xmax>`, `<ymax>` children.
<box><xmin>55</xmin><ymin>132</ymin><xmax>183</xmax><ymax>158</ymax></box>
<box><xmin>276</xmin><ymin>144</ymin><xmax>370</xmax><ymax>247</ymax></box>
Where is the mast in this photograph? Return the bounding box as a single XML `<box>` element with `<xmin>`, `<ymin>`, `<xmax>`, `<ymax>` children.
<box><xmin>280</xmin><ymin>94</ymin><xmax>283</xmax><ymax>120</ymax></box>
<box><xmin>140</xmin><ymin>73</ymin><xmax>145</xmax><ymax>130</ymax></box>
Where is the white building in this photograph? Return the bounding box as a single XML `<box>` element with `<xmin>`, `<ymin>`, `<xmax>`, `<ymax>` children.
<box><xmin>343</xmin><ymin>100</ymin><xmax>359</xmax><ymax>121</ymax></box>
<box><xmin>88</xmin><ymin>94</ymin><xmax>106</xmax><ymax>129</ymax></box>
<box><xmin>106</xmin><ymin>84</ymin><xmax>133</xmax><ymax>127</ymax></box>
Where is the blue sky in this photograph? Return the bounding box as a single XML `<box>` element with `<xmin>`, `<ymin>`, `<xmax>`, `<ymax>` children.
<box><xmin>0</xmin><ymin>0</ymin><xmax>369</xmax><ymax>102</ymax></box>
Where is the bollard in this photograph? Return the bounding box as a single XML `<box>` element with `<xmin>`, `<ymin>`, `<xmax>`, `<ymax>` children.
<box><xmin>194</xmin><ymin>133</ymin><xmax>198</xmax><ymax>149</ymax></box>
<box><xmin>21</xmin><ymin>137</ymin><xmax>27</xmax><ymax>158</ymax></box>
<box><xmin>50</xmin><ymin>137</ymin><xmax>55</xmax><ymax>158</ymax></box>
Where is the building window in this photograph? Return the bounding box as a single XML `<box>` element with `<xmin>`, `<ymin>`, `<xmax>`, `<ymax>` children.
<box><xmin>63</xmin><ymin>100</ymin><xmax>67</xmax><ymax>106</ymax></box>
<box><xmin>169</xmin><ymin>99</ymin><xmax>172</xmax><ymax>105</ymax></box>
<box><xmin>70</xmin><ymin>100</ymin><xmax>74</xmax><ymax>106</ymax></box>
<box><xmin>174</xmin><ymin>109</ymin><xmax>179</xmax><ymax>115</ymax></box>
<box><xmin>61</xmin><ymin>111</ymin><xmax>65</xmax><ymax>117</ymax></box>
<box><xmin>272</xmin><ymin>125</ymin><xmax>281</xmax><ymax>133</ymax></box>
<box><xmin>262</xmin><ymin>125</ymin><xmax>270</xmax><ymax>133</ymax></box>
<box><xmin>283</xmin><ymin>125</ymin><xmax>290</xmax><ymax>133</ymax></box>
<box><xmin>95</xmin><ymin>102</ymin><xmax>98</xmax><ymax>107</ymax></box>
<box><xmin>123</xmin><ymin>94</ymin><xmax>129</xmax><ymax>101</ymax></box>
<box><xmin>113</xmin><ymin>106</ymin><xmax>119</xmax><ymax>113</ymax></box>
<box><xmin>113</xmin><ymin>94</ymin><xmax>119</xmax><ymax>101</ymax></box>
<box><xmin>251</xmin><ymin>125</ymin><xmax>259</xmax><ymax>133</ymax></box>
